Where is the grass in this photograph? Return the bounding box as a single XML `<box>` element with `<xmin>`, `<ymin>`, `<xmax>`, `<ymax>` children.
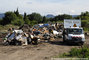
<box><xmin>55</xmin><ymin>45</ymin><xmax>89</xmax><ymax>58</ymax></box>
<box><xmin>0</xmin><ymin>24</ymin><xmax>19</xmax><ymax>30</ymax></box>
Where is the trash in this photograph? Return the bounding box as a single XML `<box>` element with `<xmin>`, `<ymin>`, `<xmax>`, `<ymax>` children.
<box><xmin>43</xmin><ymin>24</ymin><xmax>49</xmax><ymax>27</ymax></box>
<box><xmin>3</xmin><ymin>23</ymin><xmax>64</xmax><ymax>46</ymax></box>
<box><xmin>43</xmin><ymin>33</ymin><xmax>50</xmax><ymax>40</ymax></box>
<box><xmin>14</xmin><ymin>30</ymin><xmax>23</xmax><ymax>33</ymax></box>
<box><xmin>53</xmin><ymin>30</ymin><xmax>59</xmax><ymax>35</ymax></box>
<box><xmin>22</xmin><ymin>34</ymin><xmax>28</xmax><ymax>46</ymax></box>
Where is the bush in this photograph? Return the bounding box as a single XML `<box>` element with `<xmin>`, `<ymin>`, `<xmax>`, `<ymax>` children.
<box><xmin>84</xmin><ymin>27</ymin><xmax>89</xmax><ymax>31</ymax></box>
<box><xmin>11</xmin><ymin>19</ymin><xmax>24</xmax><ymax>26</ymax></box>
<box><xmin>30</xmin><ymin>20</ymin><xmax>37</xmax><ymax>26</ymax></box>
<box><xmin>69</xmin><ymin>46</ymin><xmax>89</xmax><ymax>58</ymax></box>
<box><xmin>2</xmin><ymin>11</ymin><xmax>18</xmax><ymax>25</ymax></box>
<box><xmin>81</xmin><ymin>20</ymin><xmax>89</xmax><ymax>31</ymax></box>
<box><xmin>24</xmin><ymin>19</ymin><xmax>31</xmax><ymax>25</ymax></box>
<box><xmin>59</xmin><ymin>46</ymin><xmax>89</xmax><ymax>58</ymax></box>
<box><xmin>82</xmin><ymin>20</ymin><xmax>89</xmax><ymax>27</ymax></box>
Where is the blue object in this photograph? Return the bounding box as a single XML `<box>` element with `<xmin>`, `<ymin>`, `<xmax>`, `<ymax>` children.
<box><xmin>43</xmin><ymin>24</ymin><xmax>49</xmax><ymax>26</ymax></box>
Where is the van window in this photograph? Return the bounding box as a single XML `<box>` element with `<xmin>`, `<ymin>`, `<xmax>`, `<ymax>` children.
<box><xmin>68</xmin><ymin>29</ymin><xmax>83</xmax><ymax>34</ymax></box>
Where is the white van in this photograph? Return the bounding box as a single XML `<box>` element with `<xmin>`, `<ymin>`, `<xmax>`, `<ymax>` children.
<box><xmin>63</xmin><ymin>19</ymin><xmax>85</xmax><ymax>45</ymax></box>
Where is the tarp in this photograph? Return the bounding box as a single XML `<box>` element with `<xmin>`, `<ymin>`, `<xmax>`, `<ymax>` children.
<box><xmin>43</xmin><ymin>24</ymin><xmax>49</xmax><ymax>27</ymax></box>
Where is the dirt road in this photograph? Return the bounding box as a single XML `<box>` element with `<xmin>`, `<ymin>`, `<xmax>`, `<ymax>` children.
<box><xmin>0</xmin><ymin>37</ymin><xmax>85</xmax><ymax>60</ymax></box>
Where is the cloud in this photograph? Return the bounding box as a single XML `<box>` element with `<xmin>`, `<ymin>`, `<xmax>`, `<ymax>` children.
<box><xmin>0</xmin><ymin>0</ymin><xmax>89</xmax><ymax>15</ymax></box>
<box><xmin>27</xmin><ymin>2</ymin><xmax>33</xmax><ymax>4</ymax></box>
<box><xmin>70</xmin><ymin>10</ymin><xmax>75</xmax><ymax>13</ymax></box>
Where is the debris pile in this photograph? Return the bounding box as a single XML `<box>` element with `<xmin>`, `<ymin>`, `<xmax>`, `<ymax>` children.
<box><xmin>3</xmin><ymin>23</ymin><xmax>63</xmax><ymax>46</ymax></box>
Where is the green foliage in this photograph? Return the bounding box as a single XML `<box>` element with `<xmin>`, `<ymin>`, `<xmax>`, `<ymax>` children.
<box><xmin>75</xmin><ymin>11</ymin><xmax>89</xmax><ymax>20</ymax></box>
<box><xmin>60</xmin><ymin>46</ymin><xmax>89</xmax><ymax>58</ymax></box>
<box><xmin>82</xmin><ymin>20</ymin><xmax>89</xmax><ymax>27</ymax></box>
<box><xmin>14</xmin><ymin>8</ymin><xmax>19</xmax><ymax>17</ymax></box>
<box><xmin>69</xmin><ymin>48</ymin><xmax>81</xmax><ymax>57</ymax></box>
<box><xmin>84</xmin><ymin>28</ymin><xmax>89</xmax><ymax>32</ymax></box>
<box><xmin>81</xmin><ymin>20</ymin><xmax>89</xmax><ymax>31</ymax></box>
<box><xmin>1</xmin><ymin>10</ymin><xmax>89</xmax><ymax>27</ymax></box>
<box><xmin>2</xmin><ymin>11</ymin><xmax>18</xmax><ymax>25</ymax></box>
<box><xmin>0</xmin><ymin>24</ymin><xmax>19</xmax><ymax>30</ymax></box>
<box><xmin>74</xmin><ymin>11</ymin><xmax>89</xmax><ymax>32</ymax></box>
<box><xmin>11</xmin><ymin>19</ymin><xmax>24</xmax><ymax>26</ymax></box>
<box><xmin>30</xmin><ymin>20</ymin><xmax>37</xmax><ymax>26</ymax></box>
<box><xmin>50</xmin><ymin>14</ymin><xmax>72</xmax><ymax>22</ymax></box>
<box><xmin>23</xmin><ymin>12</ymin><xmax>31</xmax><ymax>25</ymax></box>
<box><xmin>14</xmin><ymin>8</ymin><xmax>23</xmax><ymax>19</ymax></box>
<box><xmin>17</xmin><ymin>14</ymin><xmax>23</xmax><ymax>19</ymax></box>
<box><xmin>25</xmin><ymin>19</ymin><xmax>31</xmax><ymax>25</ymax></box>
<box><xmin>23</xmin><ymin>12</ymin><xmax>27</xmax><ymax>21</ymax></box>
<box><xmin>80</xmin><ymin>11</ymin><xmax>89</xmax><ymax>20</ymax></box>
<box><xmin>28</xmin><ymin>13</ymin><xmax>42</xmax><ymax>23</ymax></box>
<box><xmin>42</xmin><ymin>16</ymin><xmax>48</xmax><ymax>23</ymax></box>
<box><xmin>1</xmin><ymin>9</ymin><xmax>24</xmax><ymax>26</ymax></box>
<box><xmin>69</xmin><ymin>47</ymin><xmax>89</xmax><ymax>58</ymax></box>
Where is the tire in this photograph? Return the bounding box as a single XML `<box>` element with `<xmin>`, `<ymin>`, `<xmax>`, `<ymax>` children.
<box><xmin>78</xmin><ymin>42</ymin><xmax>84</xmax><ymax>46</ymax></box>
<box><xmin>63</xmin><ymin>36</ymin><xmax>66</xmax><ymax>43</ymax></box>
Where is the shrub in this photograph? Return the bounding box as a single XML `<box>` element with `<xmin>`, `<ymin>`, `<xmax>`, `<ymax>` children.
<box><xmin>82</xmin><ymin>20</ymin><xmax>89</xmax><ymax>27</ymax></box>
<box><xmin>69</xmin><ymin>46</ymin><xmax>89</xmax><ymax>58</ymax></box>
<box><xmin>11</xmin><ymin>19</ymin><xmax>24</xmax><ymax>26</ymax></box>
<box><xmin>59</xmin><ymin>46</ymin><xmax>89</xmax><ymax>58</ymax></box>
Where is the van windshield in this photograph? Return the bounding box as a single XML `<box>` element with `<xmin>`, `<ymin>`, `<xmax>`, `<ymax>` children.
<box><xmin>68</xmin><ymin>29</ymin><xmax>83</xmax><ymax>34</ymax></box>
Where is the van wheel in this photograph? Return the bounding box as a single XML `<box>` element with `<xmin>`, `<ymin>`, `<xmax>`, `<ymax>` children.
<box><xmin>63</xmin><ymin>37</ymin><xmax>66</xmax><ymax>42</ymax></box>
<box><xmin>78</xmin><ymin>42</ymin><xmax>84</xmax><ymax>46</ymax></box>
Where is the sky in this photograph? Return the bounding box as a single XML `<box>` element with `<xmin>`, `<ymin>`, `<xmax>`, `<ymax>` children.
<box><xmin>0</xmin><ymin>0</ymin><xmax>89</xmax><ymax>16</ymax></box>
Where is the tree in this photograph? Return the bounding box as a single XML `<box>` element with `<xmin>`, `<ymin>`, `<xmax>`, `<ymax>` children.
<box><xmin>42</xmin><ymin>16</ymin><xmax>47</xmax><ymax>23</ymax></box>
<box><xmin>1</xmin><ymin>10</ymin><xmax>24</xmax><ymax>26</ymax></box>
<box><xmin>27</xmin><ymin>13</ymin><xmax>42</xmax><ymax>23</ymax></box>
<box><xmin>51</xmin><ymin>14</ymin><xmax>72</xmax><ymax>22</ymax></box>
<box><xmin>14</xmin><ymin>8</ymin><xmax>23</xmax><ymax>19</ymax></box>
<box><xmin>2</xmin><ymin>11</ymin><xmax>18</xmax><ymax>25</ymax></box>
<box><xmin>30</xmin><ymin>20</ymin><xmax>37</xmax><ymax>26</ymax></box>
<box><xmin>23</xmin><ymin>12</ymin><xmax>30</xmax><ymax>25</ymax></box>
<box><xmin>23</xmin><ymin>12</ymin><xmax>27</xmax><ymax>21</ymax></box>
<box><xmin>79</xmin><ymin>11</ymin><xmax>89</xmax><ymax>20</ymax></box>
<box><xmin>14</xmin><ymin>8</ymin><xmax>19</xmax><ymax>16</ymax></box>
<box><xmin>11</xmin><ymin>19</ymin><xmax>24</xmax><ymax>26</ymax></box>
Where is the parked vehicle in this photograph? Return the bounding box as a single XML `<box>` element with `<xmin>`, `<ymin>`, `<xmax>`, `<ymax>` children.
<box><xmin>63</xmin><ymin>19</ymin><xmax>85</xmax><ymax>45</ymax></box>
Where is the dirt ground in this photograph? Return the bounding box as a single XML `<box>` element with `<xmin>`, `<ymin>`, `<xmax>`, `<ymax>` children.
<box><xmin>0</xmin><ymin>36</ymin><xmax>89</xmax><ymax>60</ymax></box>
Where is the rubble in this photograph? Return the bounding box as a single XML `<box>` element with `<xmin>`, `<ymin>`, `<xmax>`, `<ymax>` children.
<box><xmin>3</xmin><ymin>23</ymin><xmax>63</xmax><ymax>46</ymax></box>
